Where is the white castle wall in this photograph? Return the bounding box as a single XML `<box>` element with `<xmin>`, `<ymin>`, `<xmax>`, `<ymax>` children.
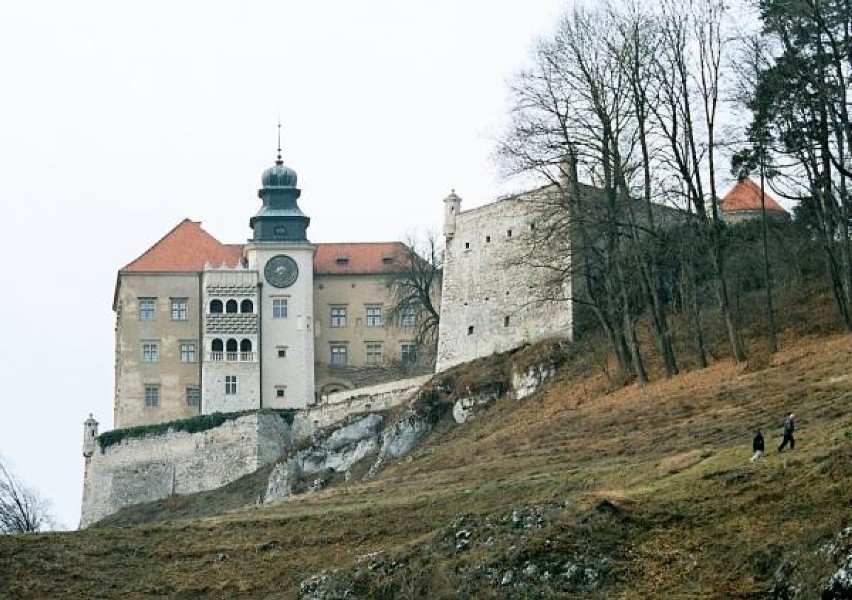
<box><xmin>79</xmin><ymin>412</ymin><xmax>291</xmax><ymax>528</ymax></box>
<box><xmin>291</xmin><ymin>374</ymin><xmax>431</xmax><ymax>440</ymax></box>
<box><xmin>436</xmin><ymin>192</ymin><xmax>572</xmax><ymax>372</ymax></box>
<box><xmin>81</xmin><ymin>375</ymin><xmax>429</xmax><ymax>527</ymax></box>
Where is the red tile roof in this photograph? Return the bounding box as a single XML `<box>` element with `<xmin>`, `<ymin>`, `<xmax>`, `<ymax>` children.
<box><xmin>721</xmin><ymin>178</ymin><xmax>788</xmax><ymax>214</ymax></box>
<box><xmin>120</xmin><ymin>221</ymin><xmax>409</xmax><ymax>277</ymax></box>
<box><xmin>314</xmin><ymin>242</ymin><xmax>408</xmax><ymax>275</ymax></box>
<box><xmin>120</xmin><ymin>219</ymin><xmax>243</xmax><ymax>273</ymax></box>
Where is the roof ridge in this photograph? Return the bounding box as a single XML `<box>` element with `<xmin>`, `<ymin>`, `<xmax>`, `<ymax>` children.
<box><xmin>119</xmin><ymin>218</ymin><xmax>200</xmax><ymax>271</ymax></box>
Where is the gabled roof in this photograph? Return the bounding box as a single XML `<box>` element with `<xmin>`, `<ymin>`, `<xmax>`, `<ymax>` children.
<box><xmin>314</xmin><ymin>242</ymin><xmax>408</xmax><ymax>275</ymax></box>
<box><xmin>120</xmin><ymin>219</ymin><xmax>243</xmax><ymax>273</ymax></box>
<box><xmin>721</xmin><ymin>178</ymin><xmax>788</xmax><ymax>214</ymax></box>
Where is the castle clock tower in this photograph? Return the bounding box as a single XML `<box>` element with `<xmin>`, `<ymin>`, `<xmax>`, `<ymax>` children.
<box><xmin>244</xmin><ymin>139</ymin><xmax>316</xmax><ymax>408</ymax></box>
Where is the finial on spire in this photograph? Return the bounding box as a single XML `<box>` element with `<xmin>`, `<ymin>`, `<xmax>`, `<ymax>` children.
<box><xmin>276</xmin><ymin>120</ymin><xmax>283</xmax><ymax>165</ymax></box>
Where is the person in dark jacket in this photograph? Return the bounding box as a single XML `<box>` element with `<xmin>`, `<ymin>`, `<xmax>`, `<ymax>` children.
<box><xmin>778</xmin><ymin>412</ymin><xmax>795</xmax><ymax>452</ymax></box>
<box><xmin>750</xmin><ymin>430</ymin><xmax>765</xmax><ymax>462</ymax></box>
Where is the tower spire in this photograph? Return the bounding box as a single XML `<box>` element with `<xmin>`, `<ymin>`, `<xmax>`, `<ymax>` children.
<box><xmin>276</xmin><ymin>120</ymin><xmax>283</xmax><ymax>165</ymax></box>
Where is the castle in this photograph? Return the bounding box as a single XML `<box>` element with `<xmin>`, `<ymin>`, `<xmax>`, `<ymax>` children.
<box><xmin>110</xmin><ymin>144</ymin><xmax>435</xmax><ymax>430</ymax></box>
<box><xmin>80</xmin><ymin>144</ymin><xmax>576</xmax><ymax>527</ymax></box>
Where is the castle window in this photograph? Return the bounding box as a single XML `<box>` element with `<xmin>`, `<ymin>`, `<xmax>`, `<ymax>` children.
<box><xmin>225</xmin><ymin>299</ymin><xmax>238</xmax><ymax>314</ymax></box>
<box><xmin>277</xmin><ymin>346</ymin><xmax>288</xmax><ymax>358</ymax></box>
<box><xmin>330</xmin><ymin>344</ymin><xmax>348</xmax><ymax>365</ymax></box>
<box><xmin>464</xmin><ymin>242</ymin><xmax>470</xmax><ymax>250</ymax></box>
<box><xmin>467</xmin><ymin>326</ymin><xmax>474</xmax><ymax>335</ymax></box>
<box><xmin>210</xmin><ymin>299</ymin><xmax>223</xmax><ymax>314</ymax></box>
<box><xmin>504</xmin><ymin>316</ymin><xmax>510</xmax><ymax>327</ymax></box>
<box><xmin>275</xmin><ymin>386</ymin><xmax>287</xmax><ymax>398</ymax></box>
<box><xmin>335</xmin><ymin>257</ymin><xmax>349</xmax><ymax>265</ymax></box>
<box><xmin>226</xmin><ymin>338</ymin><xmax>238</xmax><ymax>361</ymax></box>
<box><xmin>170</xmin><ymin>298</ymin><xmax>188</xmax><ymax>320</ymax></box>
<box><xmin>186</xmin><ymin>387</ymin><xmax>200</xmax><ymax>408</ymax></box>
<box><xmin>272</xmin><ymin>298</ymin><xmax>288</xmax><ymax>319</ymax></box>
<box><xmin>330</xmin><ymin>306</ymin><xmax>347</xmax><ymax>327</ymax></box>
<box><xmin>144</xmin><ymin>385</ymin><xmax>160</xmax><ymax>408</ymax></box>
<box><xmin>240</xmin><ymin>339</ymin><xmax>253</xmax><ymax>361</ymax></box>
<box><xmin>225</xmin><ymin>376</ymin><xmax>237</xmax><ymax>395</ymax></box>
<box><xmin>180</xmin><ymin>342</ymin><xmax>197</xmax><ymax>363</ymax></box>
<box><xmin>401</xmin><ymin>342</ymin><xmax>416</xmax><ymax>364</ymax></box>
<box><xmin>141</xmin><ymin>342</ymin><xmax>159</xmax><ymax>363</ymax></box>
<box><xmin>138</xmin><ymin>297</ymin><xmax>156</xmax><ymax>320</ymax></box>
<box><xmin>507</xmin><ymin>229</ymin><xmax>512</xmax><ymax>237</ymax></box>
<box><xmin>486</xmin><ymin>235</ymin><xmax>491</xmax><ymax>243</ymax></box>
<box><xmin>530</xmin><ymin>223</ymin><xmax>536</xmax><ymax>231</ymax></box>
<box><xmin>211</xmin><ymin>338</ymin><xmax>223</xmax><ymax>361</ymax></box>
<box><xmin>240</xmin><ymin>299</ymin><xmax>254</xmax><ymax>314</ymax></box>
<box><xmin>381</xmin><ymin>256</ymin><xmax>394</xmax><ymax>265</ymax></box>
<box><xmin>365</xmin><ymin>305</ymin><xmax>383</xmax><ymax>327</ymax></box>
<box><xmin>401</xmin><ymin>306</ymin><xmax>417</xmax><ymax>328</ymax></box>
<box><xmin>365</xmin><ymin>342</ymin><xmax>383</xmax><ymax>365</ymax></box>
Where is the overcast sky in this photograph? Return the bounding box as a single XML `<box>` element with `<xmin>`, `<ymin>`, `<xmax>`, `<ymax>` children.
<box><xmin>0</xmin><ymin>1</ymin><xmax>572</xmax><ymax>530</ymax></box>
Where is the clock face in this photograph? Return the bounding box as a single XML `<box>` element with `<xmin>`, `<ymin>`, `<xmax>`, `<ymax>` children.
<box><xmin>264</xmin><ymin>254</ymin><xmax>299</xmax><ymax>288</ymax></box>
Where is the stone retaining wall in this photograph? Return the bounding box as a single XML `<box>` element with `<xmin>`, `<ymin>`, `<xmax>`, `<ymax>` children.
<box><xmin>80</xmin><ymin>411</ymin><xmax>291</xmax><ymax>528</ymax></box>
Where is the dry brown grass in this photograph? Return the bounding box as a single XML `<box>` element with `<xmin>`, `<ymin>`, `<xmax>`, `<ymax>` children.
<box><xmin>1</xmin><ymin>290</ymin><xmax>851</xmax><ymax>598</ymax></box>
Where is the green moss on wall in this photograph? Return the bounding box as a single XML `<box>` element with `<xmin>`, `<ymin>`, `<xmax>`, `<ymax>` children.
<box><xmin>97</xmin><ymin>409</ymin><xmax>295</xmax><ymax>451</ymax></box>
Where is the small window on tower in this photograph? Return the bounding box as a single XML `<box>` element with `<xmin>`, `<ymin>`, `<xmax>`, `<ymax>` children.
<box><xmin>277</xmin><ymin>346</ymin><xmax>288</xmax><ymax>358</ymax></box>
<box><xmin>486</xmin><ymin>235</ymin><xmax>491</xmax><ymax>243</ymax></box>
<box><xmin>336</xmin><ymin>257</ymin><xmax>349</xmax><ymax>265</ymax></box>
<box><xmin>467</xmin><ymin>326</ymin><xmax>474</xmax><ymax>335</ymax></box>
<box><xmin>464</xmin><ymin>242</ymin><xmax>470</xmax><ymax>250</ymax></box>
<box><xmin>507</xmin><ymin>229</ymin><xmax>512</xmax><ymax>237</ymax></box>
<box><xmin>504</xmin><ymin>316</ymin><xmax>510</xmax><ymax>327</ymax></box>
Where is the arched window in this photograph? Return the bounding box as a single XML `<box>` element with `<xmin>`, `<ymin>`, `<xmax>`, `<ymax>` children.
<box><xmin>225</xmin><ymin>299</ymin><xmax>238</xmax><ymax>314</ymax></box>
<box><xmin>226</xmin><ymin>338</ymin><xmax>238</xmax><ymax>361</ymax></box>
<box><xmin>240</xmin><ymin>299</ymin><xmax>254</xmax><ymax>313</ymax></box>
<box><xmin>210</xmin><ymin>299</ymin><xmax>223</xmax><ymax>314</ymax></box>
<box><xmin>240</xmin><ymin>339</ymin><xmax>253</xmax><ymax>360</ymax></box>
<box><xmin>211</xmin><ymin>338</ymin><xmax>223</xmax><ymax>361</ymax></box>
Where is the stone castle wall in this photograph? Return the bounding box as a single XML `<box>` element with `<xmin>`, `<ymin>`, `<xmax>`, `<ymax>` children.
<box><xmin>81</xmin><ymin>375</ymin><xmax>429</xmax><ymax>527</ymax></box>
<box><xmin>291</xmin><ymin>374</ymin><xmax>432</xmax><ymax>439</ymax></box>
<box><xmin>80</xmin><ymin>412</ymin><xmax>291</xmax><ymax>528</ymax></box>
<box><xmin>436</xmin><ymin>192</ymin><xmax>572</xmax><ymax>372</ymax></box>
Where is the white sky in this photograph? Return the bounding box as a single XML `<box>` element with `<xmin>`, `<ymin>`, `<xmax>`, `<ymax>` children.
<box><xmin>0</xmin><ymin>1</ymin><xmax>568</xmax><ymax>529</ymax></box>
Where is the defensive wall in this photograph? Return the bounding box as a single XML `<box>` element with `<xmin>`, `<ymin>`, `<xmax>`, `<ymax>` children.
<box><xmin>436</xmin><ymin>189</ymin><xmax>573</xmax><ymax>372</ymax></box>
<box><xmin>80</xmin><ymin>375</ymin><xmax>430</xmax><ymax>527</ymax></box>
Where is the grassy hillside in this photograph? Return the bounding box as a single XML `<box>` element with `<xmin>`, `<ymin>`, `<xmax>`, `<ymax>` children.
<box><xmin>2</xmin><ymin>293</ymin><xmax>851</xmax><ymax>598</ymax></box>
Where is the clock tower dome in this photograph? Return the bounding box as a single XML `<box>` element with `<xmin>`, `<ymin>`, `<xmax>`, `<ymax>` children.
<box><xmin>244</xmin><ymin>134</ymin><xmax>316</xmax><ymax>408</ymax></box>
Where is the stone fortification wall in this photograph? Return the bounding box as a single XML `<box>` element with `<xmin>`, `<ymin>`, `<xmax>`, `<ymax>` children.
<box><xmin>436</xmin><ymin>192</ymin><xmax>572</xmax><ymax>372</ymax></box>
<box><xmin>80</xmin><ymin>411</ymin><xmax>291</xmax><ymax>528</ymax></box>
<box><xmin>291</xmin><ymin>374</ymin><xmax>431</xmax><ymax>440</ymax></box>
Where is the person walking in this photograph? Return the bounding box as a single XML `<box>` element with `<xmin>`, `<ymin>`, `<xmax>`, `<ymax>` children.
<box><xmin>750</xmin><ymin>430</ymin><xmax>765</xmax><ymax>462</ymax></box>
<box><xmin>778</xmin><ymin>412</ymin><xmax>795</xmax><ymax>452</ymax></box>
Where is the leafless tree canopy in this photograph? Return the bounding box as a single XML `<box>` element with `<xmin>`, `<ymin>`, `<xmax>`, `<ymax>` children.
<box><xmin>386</xmin><ymin>232</ymin><xmax>443</xmax><ymax>360</ymax></box>
<box><xmin>0</xmin><ymin>457</ymin><xmax>53</xmax><ymax>534</ymax></box>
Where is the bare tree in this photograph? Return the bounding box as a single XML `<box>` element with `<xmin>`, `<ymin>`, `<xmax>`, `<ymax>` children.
<box><xmin>386</xmin><ymin>232</ymin><xmax>442</xmax><ymax>362</ymax></box>
<box><xmin>0</xmin><ymin>457</ymin><xmax>53</xmax><ymax>534</ymax></box>
<box><xmin>652</xmin><ymin>0</ymin><xmax>747</xmax><ymax>362</ymax></box>
<box><xmin>499</xmin><ymin>2</ymin><xmax>691</xmax><ymax>384</ymax></box>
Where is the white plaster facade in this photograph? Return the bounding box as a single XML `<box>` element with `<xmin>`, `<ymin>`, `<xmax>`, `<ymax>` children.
<box><xmin>201</xmin><ymin>268</ymin><xmax>261</xmax><ymax>413</ymax></box>
<box><xmin>245</xmin><ymin>241</ymin><xmax>317</xmax><ymax>410</ymax></box>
